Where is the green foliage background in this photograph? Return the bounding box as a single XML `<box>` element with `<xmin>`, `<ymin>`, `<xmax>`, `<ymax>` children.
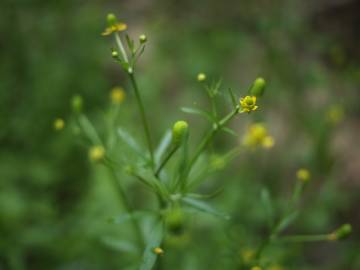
<box><xmin>0</xmin><ymin>0</ymin><xmax>359</xmax><ymax>269</ymax></box>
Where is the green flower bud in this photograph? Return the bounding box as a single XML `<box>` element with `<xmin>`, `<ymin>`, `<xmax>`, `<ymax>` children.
<box><xmin>71</xmin><ymin>95</ymin><xmax>83</xmax><ymax>112</ymax></box>
<box><xmin>330</xmin><ymin>224</ymin><xmax>352</xmax><ymax>240</ymax></box>
<box><xmin>139</xmin><ymin>34</ymin><xmax>147</xmax><ymax>44</ymax></box>
<box><xmin>165</xmin><ymin>208</ymin><xmax>185</xmax><ymax>235</ymax></box>
<box><xmin>250</xmin><ymin>77</ymin><xmax>266</xmax><ymax>97</ymax></box>
<box><xmin>112</xmin><ymin>49</ymin><xmax>119</xmax><ymax>58</ymax></box>
<box><xmin>107</xmin><ymin>13</ymin><xmax>117</xmax><ymax>26</ymax></box>
<box><xmin>172</xmin><ymin>120</ymin><xmax>189</xmax><ymax>145</ymax></box>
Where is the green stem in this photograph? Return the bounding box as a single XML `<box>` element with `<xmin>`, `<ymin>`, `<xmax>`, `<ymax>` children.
<box><xmin>105</xmin><ymin>163</ymin><xmax>145</xmax><ymax>250</ymax></box>
<box><xmin>277</xmin><ymin>234</ymin><xmax>330</xmax><ymax>243</ymax></box>
<box><xmin>186</xmin><ymin>106</ymin><xmax>239</xmax><ymax>175</ymax></box>
<box><xmin>128</xmin><ymin>73</ymin><xmax>155</xmax><ymax>169</ymax></box>
<box><xmin>155</xmin><ymin>146</ymin><xmax>179</xmax><ymax>177</ymax></box>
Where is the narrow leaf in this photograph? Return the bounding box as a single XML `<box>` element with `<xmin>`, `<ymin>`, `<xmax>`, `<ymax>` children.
<box><xmin>117</xmin><ymin>127</ymin><xmax>147</xmax><ymax>160</ymax></box>
<box><xmin>78</xmin><ymin>114</ymin><xmax>102</xmax><ymax>145</ymax></box>
<box><xmin>221</xmin><ymin>127</ymin><xmax>238</xmax><ymax>137</ymax></box>
<box><xmin>181</xmin><ymin>107</ymin><xmax>214</xmax><ymax>122</ymax></box>
<box><xmin>227</xmin><ymin>88</ymin><xmax>238</xmax><ymax>108</ymax></box>
<box><xmin>182</xmin><ymin>197</ymin><xmax>230</xmax><ymax>220</ymax></box>
<box><xmin>140</xmin><ymin>220</ymin><xmax>164</xmax><ymax>270</ymax></box>
<box><xmin>274</xmin><ymin>211</ymin><xmax>299</xmax><ymax>235</ymax></box>
<box><xmin>261</xmin><ymin>188</ymin><xmax>274</xmax><ymax>227</ymax></box>
<box><xmin>154</xmin><ymin>130</ymin><xmax>172</xmax><ymax>164</ymax></box>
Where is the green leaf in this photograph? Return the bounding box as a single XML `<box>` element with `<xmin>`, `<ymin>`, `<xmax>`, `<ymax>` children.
<box><xmin>221</xmin><ymin>127</ymin><xmax>238</xmax><ymax>137</ymax></box>
<box><xmin>101</xmin><ymin>237</ymin><xmax>138</xmax><ymax>254</ymax></box>
<box><xmin>261</xmin><ymin>188</ymin><xmax>274</xmax><ymax>227</ymax></box>
<box><xmin>274</xmin><ymin>211</ymin><xmax>299</xmax><ymax>235</ymax></box>
<box><xmin>227</xmin><ymin>88</ymin><xmax>238</xmax><ymax>108</ymax></box>
<box><xmin>117</xmin><ymin>127</ymin><xmax>147</xmax><ymax>160</ymax></box>
<box><xmin>181</xmin><ymin>107</ymin><xmax>214</xmax><ymax>122</ymax></box>
<box><xmin>181</xmin><ymin>197</ymin><xmax>230</xmax><ymax>220</ymax></box>
<box><xmin>108</xmin><ymin>210</ymin><xmax>153</xmax><ymax>225</ymax></box>
<box><xmin>154</xmin><ymin>130</ymin><xmax>172</xmax><ymax>165</ymax></box>
<box><xmin>186</xmin><ymin>188</ymin><xmax>223</xmax><ymax>200</ymax></box>
<box><xmin>78</xmin><ymin>114</ymin><xmax>102</xmax><ymax>145</ymax></box>
<box><xmin>140</xmin><ymin>220</ymin><xmax>164</xmax><ymax>270</ymax></box>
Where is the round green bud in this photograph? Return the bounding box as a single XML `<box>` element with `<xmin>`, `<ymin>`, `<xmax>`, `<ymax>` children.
<box><xmin>165</xmin><ymin>208</ymin><xmax>184</xmax><ymax>235</ymax></box>
<box><xmin>172</xmin><ymin>120</ymin><xmax>189</xmax><ymax>145</ymax></box>
<box><xmin>334</xmin><ymin>223</ymin><xmax>352</xmax><ymax>240</ymax></box>
<box><xmin>250</xmin><ymin>77</ymin><xmax>266</xmax><ymax>97</ymax></box>
<box><xmin>71</xmin><ymin>95</ymin><xmax>83</xmax><ymax>112</ymax></box>
<box><xmin>112</xmin><ymin>50</ymin><xmax>119</xmax><ymax>58</ymax></box>
<box><xmin>107</xmin><ymin>13</ymin><xmax>117</xmax><ymax>26</ymax></box>
<box><xmin>139</xmin><ymin>34</ymin><xmax>147</xmax><ymax>44</ymax></box>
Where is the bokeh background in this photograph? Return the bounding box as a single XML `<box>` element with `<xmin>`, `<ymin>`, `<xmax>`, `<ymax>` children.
<box><xmin>1</xmin><ymin>0</ymin><xmax>359</xmax><ymax>269</ymax></box>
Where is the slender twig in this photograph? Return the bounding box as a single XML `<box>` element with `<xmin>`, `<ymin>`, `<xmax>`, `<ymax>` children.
<box><xmin>277</xmin><ymin>234</ymin><xmax>330</xmax><ymax>243</ymax></box>
<box><xmin>128</xmin><ymin>73</ymin><xmax>155</xmax><ymax>170</ymax></box>
<box><xmin>155</xmin><ymin>146</ymin><xmax>179</xmax><ymax>177</ymax></box>
<box><xmin>186</xmin><ymin>106</ymin><xmax>240</xmax><ymax>176</ymax></box>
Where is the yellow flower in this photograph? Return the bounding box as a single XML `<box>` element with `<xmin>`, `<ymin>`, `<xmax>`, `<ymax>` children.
<box><xmin>242</xmin><ymin>123</ymin><xmax>274</xmax><ymax>149</ymax></box>
<box><xmin>251</xmin><ymin>266</ymin><xmax>262</xmax><ymax>270</ymax></box>
<box><xmin>240</xmin><ymin>248</ymin><xmax>255</xmax><ymax>264</ymax></box>
<box><xmin>89</xmin><ymin>146</ymin><xmax>105</xmax><ymax>162</ymax></box>
<box><xmin>197</xmin><ymin>72</ymin><xmax>206</xmax><ymax>82</ymax></box>
<box><xmin>296</xmin><ymin>168</ymin><xmax>311</xmax><ymax>182</ymax></box>
<box><xmin>326</xmin><ymin>105</ymin><xmax>344</xmax><ymax>124</ymax></box>
<box><xmin>53</xmin><ymin>118</ymin><xmax>65</xmax><ymax>131</ymax></box>
<box><xmin>110</xmin><ymin>87</ymin><xmax>126</xmax><ymax>104</ymax></box>
<box><xmin>102</xmin><ymin>23</ymin><xmax>127</xmax><ymax>36</ymax></box>
<box><xmin>153</xmin><ymin>247</ymin><xmax>164</xmax><ymax>256</ymax></box>
<box><xmin>239</xmin><ymin>95</ymin><xmax>258</xmax><ymax>113</ymax></box>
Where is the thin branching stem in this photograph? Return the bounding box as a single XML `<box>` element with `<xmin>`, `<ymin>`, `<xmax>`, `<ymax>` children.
<box><xmin>128</xmin><ymin>73</ymin><xmax>155</xmax><ymax>170</ymax></box>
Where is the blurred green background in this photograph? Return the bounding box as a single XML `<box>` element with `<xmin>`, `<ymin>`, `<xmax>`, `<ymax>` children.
<box><xmin>0</xmin><ymin>0</ymin><xmax>359</xmax><ymax>269</ymax></box>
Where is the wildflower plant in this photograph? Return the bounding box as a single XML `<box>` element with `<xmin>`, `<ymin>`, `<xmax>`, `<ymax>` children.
<box><xmin>56</xmin><ymin>13</ymin><xmax>352</xmax><ymax>270</ymax></box>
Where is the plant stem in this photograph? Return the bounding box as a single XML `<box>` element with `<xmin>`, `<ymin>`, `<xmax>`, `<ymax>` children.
<box><xmin>128</xmin><ymin>73</ymin><xmax>155</xmax><ymax>169</ymax></box>
<box><xmin>277</xmin><ymin>234</ymin><xmax>330</xmax><ymax>243</ymax></box>
<box><xmin>106</xmin><ymin>163</ymin><xmax>145</xmax><ymax>250</ymax></box>
<box><xmin>115</xmin><ymin>33</ymin><xmax>129</xmax><ymax>63</ymax></box>
<box><xmin>155</xmin><ymin>146</ymin><xmax>179</xmax><ymax>177</ymax></box>
<box><xmin>186</xmin><ymin>106</ymin><xmax>239</xmax><ymax>175</ymax></box>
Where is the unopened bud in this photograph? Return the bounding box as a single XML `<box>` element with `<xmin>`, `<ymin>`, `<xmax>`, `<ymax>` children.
<box><xmin>71</xmin><ymin>95</ymin><xmax>83</xmax><ymax>112</ymax></box>
<box><xmin>172</xmin><ymin>120</ymin><xmax>189</xmax><ymax>145</ymax></box>
<box><xmin>106</xmin><ymin>13</ymin><xmax>117</xmax><ymax>26</ymax></box>
<box><xmin>197</xmin><ymin>73</ymin><xmax>206</xmax><ymax>82</ymax></box>
<box><xmin>89</xmin><ymin>145</ymin><xmax>105</xmax><ymax>162</ymax></box>
<box><xmin>250</xmin><ymin>77</ymin><xmax>266</xmax><ymax>97</ymax></box>
<box><xmin>329</xmin><ymin>224</ymin><xmax>352</xmax><ymax>240</ymax></box>
<box><xmin>112</xmin><ymin>50</ymin><xmax>119</xmax><ymax>58</ymax></box>
<box><xmin>139</xmin><ymin>34</ymin><xmax>147</xmax><ymax>44</ymax></box>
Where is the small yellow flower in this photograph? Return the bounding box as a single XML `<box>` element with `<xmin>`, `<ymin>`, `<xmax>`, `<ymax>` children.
<box><xmin>239</xmin><ymin>95</ymin><xmax>258</xmax><ymax>113</ymax></box>
<box><xmin>102</xmin><ymin>23</ymin><xmax>127</xmax><ymax>36</ymax></box>
<box><xmin>197</xmin><ymin>72</ymin><xmax>206</xmax><ymax>82</ymax></box>
<box><xmin>110</xmin><ymin>87</ymin><xmax>126</xmax><ymax>104</ymax></box>
<box><xmin>262</xmin><ymin>136</ymin><xmax>274</xmax><ymax>149</ymax></box>
<box><xmin>242</xmin><ymin>123</ymin><xmax>274</xmax><ymax>149</ymax></box>
<box><xmin>240</xmin><ymin>248</ymin><xmax>255</xmax><ymax>264</ymax></box>
<box><xmin>153</xmin><ymin>247</ymin><xmax>164</xmax><ymax>256</ymax></box>
<box><xmin>296</xmin><ymin>168</ymin><xmax>310</xmax><ymax>182</ymax></box>
<box><xmin>89</xmin><ymin>146</ymin><xmax>105</xmax><ymax>162</ymax></box>
<box><xmin>326</xmin><ymin>105</ymin><xmax>344</xmax><ymax>124</ymax></box>
<box><xmin>251</xmin><ymin>266</ymin><xmax>262</xmax><ymax>270</ymax></box>
<box><xmin>53</xmin><ymin>118</ymin><xmax>65</xmax><ymax>131</ymax></box>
